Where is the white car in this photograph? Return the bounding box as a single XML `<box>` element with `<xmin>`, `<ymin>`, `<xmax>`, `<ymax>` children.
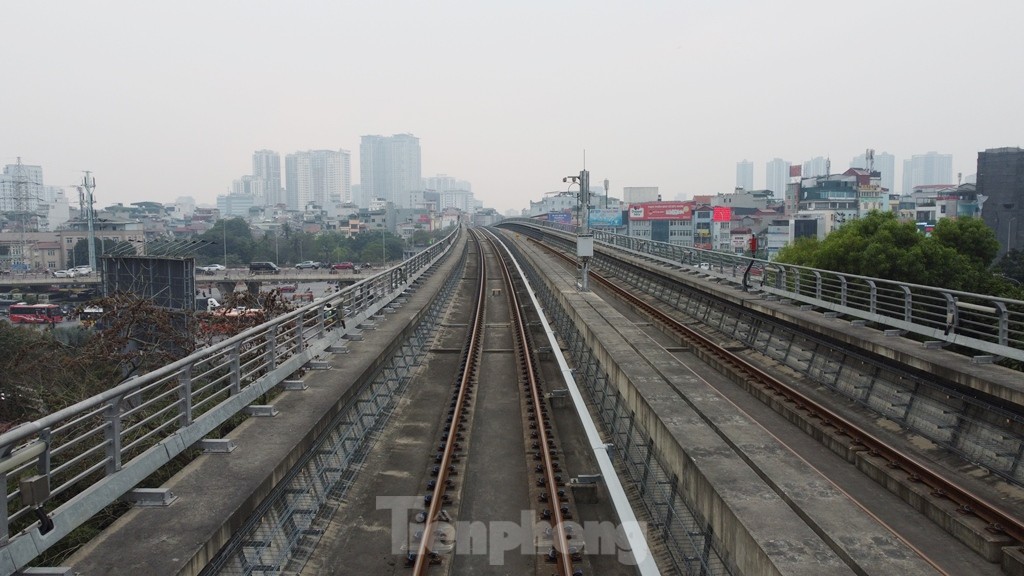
<box><xmin>198</xmin><ymin>264</ymin><xmax>226</xmax><ymax>274</ymax></box>
<box><xmin>73</xmin><ymin>265</ymin><xmax>92</xmax><ymax>276</ymax></box>
<box><xmin>52</xmin><ymin>269</ymin><xmax>70</xmax><ymax>278</ymax></box>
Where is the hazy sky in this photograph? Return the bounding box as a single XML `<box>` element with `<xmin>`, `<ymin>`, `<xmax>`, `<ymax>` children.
<box><xmin>3</xmin><ymin>1</ymin><xmax>1022</xmax><ymax>214</ymax></box>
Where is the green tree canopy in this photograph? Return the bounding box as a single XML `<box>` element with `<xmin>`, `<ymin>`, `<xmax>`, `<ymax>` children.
<box><xmin>774</xmin><ymin>212</ymin><xmax>1002</xmax><ymax>293</ymax></box>
<box><xmin>194</xmin><ymin>218</ymin><xmax>255</xmax><ymax>266</ymax></box>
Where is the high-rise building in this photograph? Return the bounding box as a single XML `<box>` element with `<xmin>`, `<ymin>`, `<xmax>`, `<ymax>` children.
<box><xmin>424</xmin><ymin>174</ymin><xmax>473</xmax><ymax>212</ymax></box>
<box><xmin>850</xmin><ymin>151</ymin><xmax>895</xmax><ymax>192</ymax></box>
<box><xmin>765</xmin><ymin>158</ymin><xmax>791</xmax><ymax>196</ymax></box>
<box><xmin>803</xmin><ymin>156</ymin><xmax>830</xmax><ymax>178</ymax></box>
<box><xmin>360</xmin><ymin>134</ymin><xmax>422</xmax><ymax>209</ymax></box>
<box><xmin>976</xmin><ymin>147</ymin><xmax>1024</xmax><ymax>257</ymax></box>
<box><xmin>231</xmin><ymin>175</ymin><xmax>266</xmax><ymax>202</ymax></box>
<box><xmin>736</xmin><ymin>160</ymin><xmax>754</xmax><ymax>192</ymax></box>
<box><xmin>252</xmin><ymin>150</ymin><xmax>282</xmax><ymax>206</ymax></box>
<box><xmin>902</xmin><ymin>151</ymin><xmax>953</xmax><ymax>194</ymax></box>
<box><xmin>284</xmin><ymin>150</ymin><xmax>350</xmax><ymax>211</ymax></box>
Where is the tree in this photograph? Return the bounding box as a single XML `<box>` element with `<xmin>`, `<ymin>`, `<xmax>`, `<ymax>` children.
<box><xmin>930</xmin><ymin>217</ymin><xmax>1001</xmax><ymax>269</ymax></box>
<box><xmin>195</xmin><ymin>218</ymin><xmax>255</xmax><ymax>266</ymax></box>
<box><xmin>994</xmin><ymin>249</ymin><xmax>1024</xmax><ymax>284</ymax></box>
<box><xmin>774</xmin><ymin>212</ymin><xmax>1004</xmax><ymax>292</ymax></box>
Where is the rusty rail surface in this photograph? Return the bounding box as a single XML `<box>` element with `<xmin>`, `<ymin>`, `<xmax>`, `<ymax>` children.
<box><xmin>487</xmin><ymin>231</ymin><xmax>576</xmax><ymax>576</ymax></box>
<box><xmin>412</xmin><ymin>234</ymin><xmax>487</xmax><ymax>573</ymax></box>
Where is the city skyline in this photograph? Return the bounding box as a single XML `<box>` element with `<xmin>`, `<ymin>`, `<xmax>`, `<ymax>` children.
<box><xmin>2</xmin><ymin>2</ymin><xmax>1021</xmax><ymax>214</ymax></box>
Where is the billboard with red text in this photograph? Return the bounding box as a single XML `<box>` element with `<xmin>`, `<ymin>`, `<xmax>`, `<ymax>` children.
<box><xmin>628</xmin><ymin>202</ymin><xmax>693</xmax><ymax>221</ymax></box>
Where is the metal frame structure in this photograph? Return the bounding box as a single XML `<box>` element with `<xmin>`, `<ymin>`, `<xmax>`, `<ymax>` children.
<box><xmin>0</xmin><ymin>227</ymin><xmax>461</xmax><ymax>575</ymax></box>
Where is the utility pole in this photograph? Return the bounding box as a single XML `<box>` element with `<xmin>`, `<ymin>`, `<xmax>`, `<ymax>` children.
<box><xmin>564</xmin><ymin>169</ymin><xmax>593</xmax><ymax>291</ymax></box>
<box><xmin>80</xmin><ymin>171</ymin><xmax>97</xmax><ymax>271</ymax></box>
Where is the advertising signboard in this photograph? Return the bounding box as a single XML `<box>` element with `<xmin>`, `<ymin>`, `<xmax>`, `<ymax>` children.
<box><xmin>712</xmin><ymin>206</ymin><xmax>732</xmax><ymax>222</ymax></box>
<box><xmin>627</xmin><ymin>202</ymin><xmax>693</xmax><ymax>221</ymax></box>
<box><xmin>589</xmin><ymin>209</ymin><xmax>623</xmax><ymax>227</ymax></box>
<box><xmin>548</xmin><ymin>212</ymin><xmax>572</xmax><ymax>224</ymax></box>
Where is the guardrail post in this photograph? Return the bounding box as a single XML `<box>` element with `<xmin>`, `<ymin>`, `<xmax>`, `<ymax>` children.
<box><xmin>867</xmin><ymin>280</ymin><xmax>877</xmax><ymax>315</ymax></box>
<box><xmin>943</xmin><ymin>293</ymin><xmax>957</xmax><ymax>336</ymax></box>
<box><xmin>177</xmin><ymin>366</ymin><xmax>193</xmax><ymax>428</ymax></box>
<box><xmin>901</xmin><ymin>285</ymin><xmax>912</xmax><ymax>323</ymax></box>
<box><xmin>995</xmin><ymin>302</ymin><xmax>1009</xmax><ymax>347</ymax></box>
<box><xmin>839</xmin><ymin>276</ymin><xmax>848</xmax><ymax>307</ymax></box>
<box><xmin>296</xmin><ymin>314</ymin><xmax>306</xmax><ymax>354</ymax></box>
<box><xmin>104</xmin><ymin>399</ymin><xmax>123</xmax><ymax>475</ymax></box>
<box><xmin>317</xmin><ymin>305</ymin><xmax>327</xmax><ymax>339</ymax></box>
<box><xmin>266</xmin><ymin>325</ymin><xmax>278</xmax><ymax>372</ymax></box>
<box><xmin>813</xmin><ymin>271</ymin><xmax>822</xmax><ymax>301</ymax></box>
<box><xmin>230</xmin><ymin>342</ymin><xmax>241</xmax><ymax>395</ymax></box>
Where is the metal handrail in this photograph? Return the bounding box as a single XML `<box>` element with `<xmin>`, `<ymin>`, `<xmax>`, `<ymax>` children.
<box><xmin>500</xmin><ymin>218</ymin><xmax>1024</xmax><ymax>363</ymax></box>
<box><xmin>0</xmin><ymin>226</ymin><xmax>461</xmax><ymax>575</ymax></box>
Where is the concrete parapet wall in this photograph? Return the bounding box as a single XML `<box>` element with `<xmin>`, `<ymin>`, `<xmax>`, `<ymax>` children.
<box><xmin>542</xmin><ymin>290</ymin><xmax>854</xmax><ymax>575</ymax></box>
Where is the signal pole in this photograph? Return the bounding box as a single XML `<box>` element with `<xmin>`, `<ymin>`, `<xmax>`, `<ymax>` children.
<box><xmin>564</xmin><ymin>169</ymin><xmax>593</xmax><ymax>291</ymax></box>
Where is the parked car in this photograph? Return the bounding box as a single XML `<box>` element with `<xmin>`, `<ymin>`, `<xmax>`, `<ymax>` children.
<box><xmin>198</xmin><ymin>263</ymin><xmax>226</xmax><ymax>274</ymax></box>
<box><xmin>295</xmin><ymin>261</ymin><xmax>322</xmax><ymax>270</ymax></box>
<box><xmin>249</xmin><ymin>261</ymin><xmax>280</xmax><ymax>275</ymax></box>
<box><xmin>331</xmin><ymin>262</ymin><xmax>355</xmax><ymax>270</ymax></box>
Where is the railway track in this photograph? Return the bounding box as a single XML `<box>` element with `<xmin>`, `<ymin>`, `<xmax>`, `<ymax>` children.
<box><xmin>410</xmin><ymin>229</ymin><xmax>580</xmax><ymax>576</ymax></box>
<box><xmin>533</xmin><ymin>234</ymin><xmax>1024</xmax><ymax>560</ymax></box>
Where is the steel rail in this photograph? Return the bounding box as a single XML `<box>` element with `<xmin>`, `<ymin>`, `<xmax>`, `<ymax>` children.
<box><xmin>486</xmin><ymin>232</ymin><xmax>576</xmax><ymax>576</ymax></box>
<box><xmin>412</xmin><ymin>233</ymin><xmax>487</xmax><ymax>574</ymax></box>
<box><xmin>541</xmin><ymin>238</ymin><xmax>1024</xmax><ymax>547</ymax></box>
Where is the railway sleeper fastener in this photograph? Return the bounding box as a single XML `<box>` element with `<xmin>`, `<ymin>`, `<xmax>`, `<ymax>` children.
<box><xmin>985</xmin><ymin>523</ymin><xmax>1006</xmax><ymax>535</ymax></box>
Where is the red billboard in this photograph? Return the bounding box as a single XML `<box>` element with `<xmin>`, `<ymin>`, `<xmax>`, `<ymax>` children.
<box><xmin>628</xmin><ymin>201</ymin><xmax>693</xmax><ymax>221</ymax></box>
<box><xmin>712</xmin><ymin>206</ymin><xmax>732</xmax><ymax>222</ymax></box>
